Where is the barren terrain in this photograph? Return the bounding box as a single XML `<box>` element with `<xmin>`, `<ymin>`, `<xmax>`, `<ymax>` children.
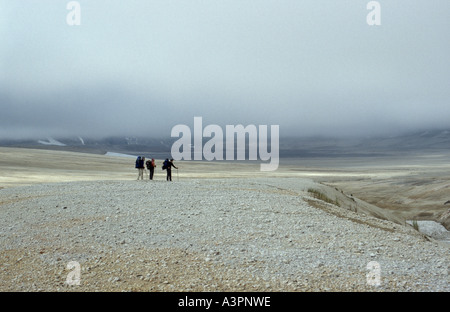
<box><xmin>0</xmin><ymin>147</ymin><xmax>448</xmax><ymax>292</ymax></box>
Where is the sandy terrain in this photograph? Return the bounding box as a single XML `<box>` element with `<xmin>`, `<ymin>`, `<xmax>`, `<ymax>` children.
<box><xmin>1</xmin><ymin>146</ymin><xmax>449</xmax><ymax>232</ymax></box>
<box><xmin>4</xmin><ymin>146</ymin><xmax>448</xmax><ymax>225</ymax></box>
<box><xmin>0</xmin><ymin>147</ymin><xmax>448</xmax><ymax>292</ymax></box>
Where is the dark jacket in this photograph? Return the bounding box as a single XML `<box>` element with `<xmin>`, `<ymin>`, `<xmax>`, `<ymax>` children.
<box><xmin>167</xmin><ymin>161</ymin><xmax>177</xmax><ymax>171</ymax></box>
<box><xmin>136</xmin><ymin>158</ymin><xmax>145</xmax><ymax>169</ymax></box>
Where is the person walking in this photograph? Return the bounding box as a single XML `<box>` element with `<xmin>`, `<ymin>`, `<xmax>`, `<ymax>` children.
<box><xmin>136</xmin><ymin>156</ymin><xmax>145</xmax><ymax>180</ymax></box>
<box><xmin>166</xmin><ymin>158</ymin><xmax>178</xmax><ymax>181</ymax></box>
<box><xmin>146</xmin><ymin>158</ymin><xmax>156</xmax><ymax>180</ymax></box>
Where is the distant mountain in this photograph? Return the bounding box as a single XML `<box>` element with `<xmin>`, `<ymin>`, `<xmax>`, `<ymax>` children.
<box><xmin>1</xmin><ymin>129</ymin><xmax>450</xmax><ymax>158</ymax></box>
<box><xmin>357</xmin><ymin>130</ymin><xmax>450</xmax><ymax>152</ymax></box>
<box><xmin>0</xmin><ymin>136</ymin><xmax>175</xmax><ymax>158</ymax></box>
<box><xmin>280</xmin><ymin>129</ymin><xmax>450</xmax><ymax>157</ymax></box>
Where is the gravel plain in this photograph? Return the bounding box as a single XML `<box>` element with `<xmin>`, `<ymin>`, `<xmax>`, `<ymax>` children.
<box><xmin>0</xmin><ymin>177</ymin><xmax>448</xmax><ymax>292</ymax></box>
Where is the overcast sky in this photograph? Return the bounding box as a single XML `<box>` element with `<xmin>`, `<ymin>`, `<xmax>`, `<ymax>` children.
<box><xmin>1</xmin><ymin>0</ymin><xmax>449</xmax><ymax>139</ymax></box>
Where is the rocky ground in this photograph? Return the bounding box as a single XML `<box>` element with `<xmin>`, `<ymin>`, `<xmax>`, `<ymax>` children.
<box><xmin>0</xmin><ymin>178</ymin><xmax>448</xmax><ymax>292</ymax></box>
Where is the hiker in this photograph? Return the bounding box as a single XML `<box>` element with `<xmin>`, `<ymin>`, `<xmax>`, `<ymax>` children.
<box><xmin>135</xmin><ymin>156</ymin><xmax>145</xmax><ymax>180</ymax></box>
<box><xmin>166</xmin><ymin>158</ymin><xmax>178</xmax><ymax>181</ymax></box>
<box><xmin>146</xmin><ymin>158</ymin><xmax>156</xmax><ymax>180</ymax></box>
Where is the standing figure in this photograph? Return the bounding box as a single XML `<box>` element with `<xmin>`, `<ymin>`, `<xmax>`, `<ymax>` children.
<box><xmin>135</xmin><ymin>156</ymin><xmax>145</xmax><ymax>180</ymax></box>
<box><xmin>166</xmin><ymin>158</ymin><xmax>178</xmax><ymax>181</ymax></box>
<box><xmin>146</xmin><ymin>158</ymin><xmax>156</xmax><ymax>180</ymax></box>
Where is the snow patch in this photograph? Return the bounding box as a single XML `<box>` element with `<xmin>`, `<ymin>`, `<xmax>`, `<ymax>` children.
<box><xmin>37</xmin><ymin>138</ymin><xmax>66</xmax><ymax>146</ymax></box>
<box><xmin>105</xmin><ymin>152</ymin><xmax>136</xmax><ymax>158</ymax></box>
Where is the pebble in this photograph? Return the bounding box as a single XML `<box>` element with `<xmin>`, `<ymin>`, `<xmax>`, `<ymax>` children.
<box><xmin>0</xmin><ymin>178</ymin><xmax>448</xmax><ymax>292</ymax></box>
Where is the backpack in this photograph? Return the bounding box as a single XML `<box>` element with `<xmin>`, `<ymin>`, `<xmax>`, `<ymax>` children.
<box><xmin>162</xmin><ymin>158</ymin><xmax>169</xmax><ymax>170</ymax></box>
<box><xmin>135</xmin><ymin>156</ymin><xmax>141</xmax><ymax>169</ymax></box>
<box><xmin>146</xmin><ymin>160</ymin><xmax>152</xmax><ymax>170</ymax></box>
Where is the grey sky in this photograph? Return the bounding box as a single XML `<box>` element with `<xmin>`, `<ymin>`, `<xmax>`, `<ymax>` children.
<box><xmin>1</xmin><ymin>0</ymin><xmax>449</xmax><ymax>139</ymax></box>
